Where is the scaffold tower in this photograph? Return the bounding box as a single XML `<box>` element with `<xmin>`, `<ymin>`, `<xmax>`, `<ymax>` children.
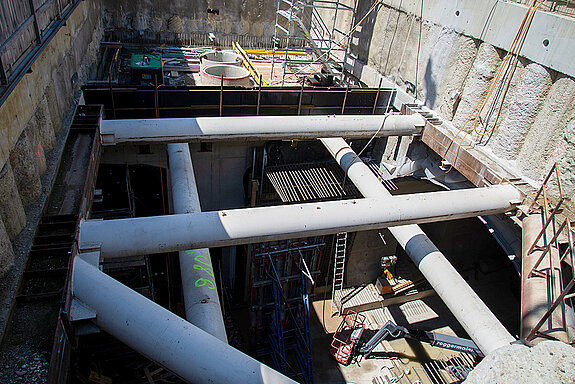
<box><xmin>272</xmin><ymin>0</ymin><xmax>358</xmax><ymax>85</ymax></box>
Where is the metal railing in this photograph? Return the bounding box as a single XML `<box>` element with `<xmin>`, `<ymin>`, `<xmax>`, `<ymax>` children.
<box><xmin>0</xmin><ymin>0</ymin><xmax>82</xmax><ymax>104</ymax></box>
<box><xmin>525</xmin><ymin>163</ymin><xmax>575</xmax><ymax>341</ymax></box>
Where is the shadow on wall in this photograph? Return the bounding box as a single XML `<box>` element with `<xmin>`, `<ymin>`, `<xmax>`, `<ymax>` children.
<box><xmin>423</xmin><ymin>58</ymin><xmax>436</xmax><ymax>107</ymax></box>
<box><xmin>350</xmin><ymin>0</ymin><xmax>383</xmax><ymax>65</ymax></box>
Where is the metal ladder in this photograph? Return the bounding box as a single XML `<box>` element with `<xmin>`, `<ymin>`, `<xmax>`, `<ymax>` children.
<box><xmin>331</xmin><ymin>232</ymin><xmax>348</xmax><ymax>316</ymax></box>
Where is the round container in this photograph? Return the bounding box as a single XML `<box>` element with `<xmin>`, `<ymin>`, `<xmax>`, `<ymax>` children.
<box><xmin>199</xmin><ymin>50</ymin><xmax>242</xmax><ymax>72</ymax></box>
<box><xmin>200</xmin><ymin>65</ymin><xmax>251</xmax><ymax>87</ymax></box>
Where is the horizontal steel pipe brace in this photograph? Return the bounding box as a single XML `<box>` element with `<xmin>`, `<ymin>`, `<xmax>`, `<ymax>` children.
<box><xmin>73</xmin><ymin>257</ymin><xmax>296</xmax><ymax>384</ymax></box>
<box><xmin>99</xmin><ymin>114</ymin><xmax>426</xmax><ymax>145</ymax></box>
<box><xmin>80</xmin><ymin>185</ymin><xmax>521</xmax><ymax>259</ymax></box>
<box><xmin>320</xmin><ymin>137</ymin><xmax>517</xmax><ymax>354</ymax></box>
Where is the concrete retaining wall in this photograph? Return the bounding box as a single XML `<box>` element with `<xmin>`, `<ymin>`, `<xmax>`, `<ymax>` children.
<box><xmin>0</xmin><ymin>1</ymin><xmax>103</xmax><ymax>279</ymax></box>
<box><xmin>347</xmin><ymin>0</ymin><xmax>575</xmax><ymax>212</ymax></box>
<box><xmin>101</xmin><ymin>0</ymin><xmax>278</xmax><ymax>40</ymax></box>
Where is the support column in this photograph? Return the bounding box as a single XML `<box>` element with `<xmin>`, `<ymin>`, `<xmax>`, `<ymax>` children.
<box><xmin>320</xmin><ymin>137</ymin><xmax>517</xmax><ymax>355</ymax></box>
<box><xmin>9</xmin><ymin>131</ymin><xmax>42</xmax><ymax>206</ymax></box>
<box><xmin>0</xmin><ymin>162</ymin><xmax>26</xmax><ymax>239</ymax></box>
<box><xmin>168</xmin><ymin>143</ymin><xmax>227</xmax><ymax>342</ymax></box>
<box><xmin>73</xmin><ymin>257</ymin><xmax>295</xmax><ymax>384</ymax></box>
<box><xmin>0</xmin><ymin>218</ymin><xmax>14</xmax><ymax>280</ymax></box>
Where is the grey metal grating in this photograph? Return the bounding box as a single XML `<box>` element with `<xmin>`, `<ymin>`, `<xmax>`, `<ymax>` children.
<box><xmin>265</xmin><ymin>162</ymin><xmax>360</xmax><ymax>203</ymax></box>
<box><xmin>366</xmin><ymin>160</ymin><xmax>398</xmax><ymax>191</ymax></box>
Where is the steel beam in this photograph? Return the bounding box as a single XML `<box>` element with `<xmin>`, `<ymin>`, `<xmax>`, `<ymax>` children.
<box><xmin>79</xmin><ymin>186</ymin><xmax>522</xmax><ymax>259</ymax></box>
<box><xmin>320</xmin><ymin>137</ymin><xmax>517</xmax><ymax>355</ymax></box>
<box><xmin>99</xmin><ymin>114</ymin><xmax>426</xmax><ymax>145</ymax></box>
<box><xmin>72</xmin><ymin>256</ymin><xmax>296</xmax><ymax>384</ymax></box>
<box><xmin>168</xmin><ymin>143</ymin><xmax>227</xmax><ymax>343</ymax></box>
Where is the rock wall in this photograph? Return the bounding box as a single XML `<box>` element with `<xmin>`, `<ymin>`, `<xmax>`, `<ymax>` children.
<box><xmin>0</xmin><ymin>1</ymin><xmax>103</xmax><ymax>280</ymax></box>
<box><xmin>101</xmin><ymin>0</ymin><xmax>278</xmax><ymax>40</ymax></box>
<box><xmin>348</xmin><ymin>0</ymin><xmax>575</xmax><ymax>211</ymax></box>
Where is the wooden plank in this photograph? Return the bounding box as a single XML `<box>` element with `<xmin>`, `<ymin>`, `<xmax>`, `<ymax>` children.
<box><xmin>341</xmin><ymin>284</ymin><xmax>384</xmax><ymax>314</ymax></box>
<box><xmin>0</xmin><ymin>0</ymin><xmax>33</xmax><ymax>42</ymax></box>
<box><xmin>0</xmin><ymin>16</ymin><xmax>37</xmax><ymax>78</ymax></box>
<box><xmin>163</xmin><ymin>65</ymin><xmax>199</xmax><ymax>73</ymax></box>
<box><xmin>381</xmin><ymin>289</ymin><xmax>436</xmax><ymax>307</ymax></box>
<box><xmin>403</xmin><ymin>104</ymin><xmax>516</xmax><ymax>188</ymax></box>
<box><xmin>35</xmin><ymin>0</ymin><xmax>60</xmax><ymax>35</ymax></box>
<box><xmin>343</xmin><ymin>300</ymin><xmax>384</xmax><ymax>315</ymax></box>
<box><xmin>143</xmin><ymin>367</ymin><xmax>155</xmax><ymax>384</ymax></box>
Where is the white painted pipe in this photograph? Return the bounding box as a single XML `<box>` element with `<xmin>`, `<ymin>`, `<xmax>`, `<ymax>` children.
<box><xmin>79</xmin><ymin>186</ymin><xmax>521</xmax><ymax>259</ymax></box>
<box><xmin>168</xmin><ymin>143</ymin><xmax>227</xmax><ymax>343</ymax></box>
<box><xmin>72</xmin><ymin>257</ymin><xmax>296</xmax><ymax>384</ymax></box>
<box><xmin>320</xmin><ymin>137</ymin><xmax>517</xmax><ymax>355</ymax></box>
<box><xmin>99</xmin><ymin>114</ymin><xmax>426</xmax><ymax>145</ymax></box>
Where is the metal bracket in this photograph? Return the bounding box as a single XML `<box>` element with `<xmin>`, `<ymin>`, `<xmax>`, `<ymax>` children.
<box><xmin>70</xmin><ymin>298</ymin><xmax>97</xmax><ymax>322</ymax></box>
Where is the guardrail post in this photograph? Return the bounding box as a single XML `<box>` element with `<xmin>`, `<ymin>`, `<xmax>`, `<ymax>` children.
<box><xmin>0</xmin><ymin>57</ymin><xmax>7</xmax><ymax>85</ymax></box>
<box><xmin>27</xmin><ymin>0</ymin><xmax>42</xmax><ymax>44</ymax></box>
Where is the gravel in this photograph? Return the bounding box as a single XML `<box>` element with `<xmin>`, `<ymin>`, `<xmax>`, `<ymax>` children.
<box><xmin>0</xmin><ymin>344</ymin><xmax>49</xmax><ymax>383</ymax></box>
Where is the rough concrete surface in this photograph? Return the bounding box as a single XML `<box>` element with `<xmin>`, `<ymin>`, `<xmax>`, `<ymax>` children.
<box><xmin>0</xmin><ymin>0</ymin><xmax>102</xmax><ymax>367</ymax></box>
<box><xmin>24</xmin><ymin>123</ymin><xmax>47</xmax><ymax>176</ymax></box>
<box><xmin>50</xmin><ymin>65</ymin><xmax>73</xmax><ymax>131</ymax></box>
<box><xmin>478</xmin><ymin>58</ymin><xmax>526</xmax><ymax>145</ymax></box>
<box><xmin>0</xmin><ymin>219</ymin><xmax>14</xmax><ymax>281</ymax></box>
<box><xmin>433</xmin><ymin>33</ymin><xmax>477</xmax><ymax>120</ymax></box>
<box><xmin>490</xmin><ymin>62</ymin><xmax>552</xmax><ymax>160</ymax></box>
<box><xmin>452</xmin><ymin>43</ymin><xmax>502</xmax><ymax>129</ymax></box>
<box><xmin>348</xmin><ymin>2</ymin><xmax>575</xmax><ymax>213</ymax></box>
<box><xmin>43</xmin><ymin>85</ymin><xmax>63</xmax><ymax>134</ymax></box>
<box><xmin>359</xmin><ymin>5</ymin><xmax>478</xmax><ymax>119</ymax></box>
<box><xmin>0</xmin><ymin>163</ymin><xmax>26</xmax><ymax>240</ymax></box>
<box><xmin>550</xmin><ymin>116</ymin><xmax>575</xmax><ymax>213</ymax></box>
<box><xmin>345</xmin><ymin>230</ymin><xmax>397</xmax><ymax>287</ymax></box>
<box><xmin>464</xmin><ymin>341</ymin><xmax>575</xmax><ymax>384</ymax></box>
<box><xmin>0</xmin><ymin>0</ymin><xmax>102</xmax><ymax>173</ymax></box>
<box><xmin>9</xmin><ymin>132</ymin><xmax>42</xmax><ymax>207</ymax></box>
<box><xmin>31</xmin><ymin>97</ymin><xmax>56</xmax><ymax>151</ymax></box>
<box><xmin>101</xmin><ymin>0</ymin><xmax>277</xmax><ymax>38</ymax></box>
<box><xmin>517</xmin><ymin>76</ymin><xmax>575</xmax><ymax>186</ymax></box>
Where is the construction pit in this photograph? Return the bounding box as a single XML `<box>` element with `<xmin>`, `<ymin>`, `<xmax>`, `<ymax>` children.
<box><xmin>0</xmin><ymin>1</ymin><xmax>575</xmax><ymax>383</ymax></box>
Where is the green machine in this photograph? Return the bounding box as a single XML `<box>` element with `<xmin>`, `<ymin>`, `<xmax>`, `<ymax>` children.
<box><xmin>130</xmin><ymin>53</ymin><xmax>163</xmax><ymax>85</ymax></box>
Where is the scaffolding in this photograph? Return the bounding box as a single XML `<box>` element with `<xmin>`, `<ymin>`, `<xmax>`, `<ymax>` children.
<box><xmin>248</xmin><ymin>238</ymin><xmax>322</xmax><ymax>383</ymax></box>
<box><xmin>271</xmin><ymin>0</ymin><xmax>359</xmax><ymax>85</ymax></box>
<box><xmin>523</xmin><ymin>163</ymin><xmax>575</xmax><ymax>341</ymax></box>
